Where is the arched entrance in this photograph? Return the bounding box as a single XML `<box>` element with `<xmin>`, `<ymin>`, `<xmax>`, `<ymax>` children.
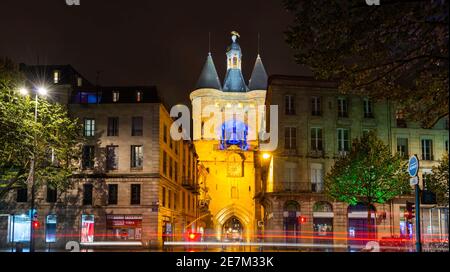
<box><xmin>313</xmin><ymin>201</ymin><xmax>334</xmax><ymax>251</ymax></box>
<box><xmin>222</xmin><ymin>216</ymin><xmax>244</xmax><ymax>242</ymax></box>
<box><xmin>347</xmin><ymin>202</ymin><xmax>376</xmax><ymax>251</ymax></box>
<box><xmin>283</xmin><ymin>200</ymin><xmax>300</xmax><ymax>243</ymax></box>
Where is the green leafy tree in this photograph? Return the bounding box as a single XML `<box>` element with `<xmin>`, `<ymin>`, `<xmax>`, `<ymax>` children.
<box><xmin>283</xmin><ymin>0</ymin><xmax>448</xmax><ymax>128</ymax></box>
<box><xmin>0</xmin><ymin>57</ymin><xmax>83</xmax><ymax>199</ymax></box>
<box><xmin>426</xmin><ymin>154</ymin><xmax>449</xmax><ymax>206</ymax></box>
<box><xmin>325</xmin><ymin>131</ymin><xmax>410</xmax><ymax>235</ymax></box>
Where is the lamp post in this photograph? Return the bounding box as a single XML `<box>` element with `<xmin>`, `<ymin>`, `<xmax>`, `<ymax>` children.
<box><xmin>19</xmin><ymin>86</ymin><xmax>48</xmax><ymax>252</ymax></box>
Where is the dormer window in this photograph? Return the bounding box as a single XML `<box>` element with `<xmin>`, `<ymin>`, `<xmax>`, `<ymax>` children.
<box><xmin>77</xmin><ymin>77</ymin><xmax>83</xmax><ymax>87</ymax></box>
<box><xmin>53</xmin><ymin>70</ymin><xmax>60</xmax><ymax>84</ymax></box>
<box><xmin>113</xmin><ymin>91</ymin><xmax>119</xmax><ymax>102</ymax></box>
<box><xmin>136</xmin><ymin>91</ymin><xmax>142</xmax><ymax>102</ymax></box>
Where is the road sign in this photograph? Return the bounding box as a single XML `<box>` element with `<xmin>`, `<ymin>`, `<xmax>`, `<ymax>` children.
<box><xmin>408</xmin><ymin>155</ymin><xmax>419</xmax><ymax>177</ymax></box>
<box><xmin>409</xmin><ymin>176</ymin><xmax>418</xmax><ymax>186</ymax></box>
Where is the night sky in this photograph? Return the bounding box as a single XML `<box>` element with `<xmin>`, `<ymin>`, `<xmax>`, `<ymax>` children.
<box><xmin>0</xmin><ymin>0</ymin><xmax>310</xmax><ymax>107</ymax></box>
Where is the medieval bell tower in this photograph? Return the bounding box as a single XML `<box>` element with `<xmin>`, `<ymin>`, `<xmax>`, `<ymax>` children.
<box><xmin>190</xmin><ymin>31</ymin><xmax>268</xmax><ymax>242</ymax></box>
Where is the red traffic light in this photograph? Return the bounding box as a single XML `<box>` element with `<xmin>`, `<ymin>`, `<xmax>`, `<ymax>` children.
<box><xmin>187</xmin><ymin>232</ymin><xmax>201</xmax><ymax>241</ymax></box>
<box><xmin>297</xmin><ymin>216</ymin><xmax>307</xmax><ymax>224</ymax></box>
<box><xmin>32</xmin><ymin>220</ymin><xmax>40</xmax><ymax>229</ymax></box>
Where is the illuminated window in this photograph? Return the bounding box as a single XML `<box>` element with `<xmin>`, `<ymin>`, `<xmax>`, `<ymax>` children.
<box><xmin>136</xmin><ymin>91</ymin><xmax>142</xmax><ymax>102</ymax></box>
<box><xmin>53</xmin><ymin>70</ymin><xmax>60</xmax><ymax>84</ymax></box>
<box><xmin>84</xmin><ymin>118</ymin><xmax>95</xmax><ymax>136</ymax></box>
<box><xmin>232</xmin><ymin>56</ymin><xmax>237</xmax><ymax>67</ymax></box>
<box><xmin>113</xmin><ymin>91</ymin><xmax>119</xmax><ymax>102</ymax></box>
<box><xmin>131</xmin><ymin>145</ymin><xmax>143</xmax><ymax>169</ymax></box>
<box><xmin>310</xmin><ymin>128</ymin><xmax>323</xmax><ymax>151</ymax></box>
<box><xmin>77</xmin><ymin>77</ymin><xmax>83</xmax><ymax>87</ymax></box>
<box><xmin>311</xmin><ymin>163</ymin><xmax>324</xmax><ymax>193</ymax></box>
<box><xmin>337</xmin><ymin>128</ymin><xmax>349</xmax><ymax>152</ymax></box>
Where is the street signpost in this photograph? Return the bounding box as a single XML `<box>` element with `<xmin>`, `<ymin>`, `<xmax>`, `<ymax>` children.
<box><xmin>408</xmin><ymin>155</ymin><xmax>421</xmax><ymax>252</ymax></box>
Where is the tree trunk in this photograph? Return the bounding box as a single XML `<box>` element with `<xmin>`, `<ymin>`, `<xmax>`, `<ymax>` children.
<box><xmin>367</xmin><ymin>202</ymin><xmax>373</xmax><ymax>241</ymax></box>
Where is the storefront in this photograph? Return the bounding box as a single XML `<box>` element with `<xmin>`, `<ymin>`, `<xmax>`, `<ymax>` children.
<box><xmin>313</xmin><ymin>202</ymin><xmax>334</xmax><ymax>251</ymax></box>
<box><xmin>106</xmin><ymin>215</ymin><xmax>142</xmax><ymax>241</ymax></box>
<box><xmin>81</xmin><ymin>214</ymin><xmax>95</xmax><ymax>243</ymax></box>
<box><xmin>347</xmin><ymin>203</ymin><xmax>376</xmax><ymax>251</ymax></box>
<box><xmin>8</xmin><ymin>214</ymin><xmax>31</xmax><ymax>243</ymax></box>
<box><xmin>45</xmin><ymin>215</ymin><xmax>57</xmax><ymax>243</ymax></box>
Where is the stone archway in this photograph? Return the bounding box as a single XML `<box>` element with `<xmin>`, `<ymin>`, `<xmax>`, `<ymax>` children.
<box><xmin>222</xmin><ymin>216</ymin><xmax>244</xmax><ymax>242</ymax></box>
<box><xmin>213</xmin><ymin>204</ymin><xmax>252</xmax><ymax>242</ymax></box>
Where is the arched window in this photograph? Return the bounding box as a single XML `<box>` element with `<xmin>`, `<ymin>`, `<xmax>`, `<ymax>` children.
<box><xmin>283</xmin><ymin>200</ymin><xmax>300</xmax><ymax>213</ymax></box>
<box><xmin>313</xmin><ymin>201</ymin><xmax>333</xmax><ymax>213</ymax></box>
<box><xmin>232</xmin><ymin>56</ymin><xmax>238</xmax><ymax>67</ymax></box>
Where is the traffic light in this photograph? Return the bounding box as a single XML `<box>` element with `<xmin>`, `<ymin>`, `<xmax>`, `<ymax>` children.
<box><xmin>297</xmin><ymin>216</ymin><xmax>307</xmax><ymax>224</ymax></box>
<box><xmin>187</xmin><ymin>232</ymin><xmax>200</xmax><ymax>241</ymax></box>
<box><xmin>32</xmin><ymin>220</ymin><xmax>40</xmax><ymax>229</ymax></box>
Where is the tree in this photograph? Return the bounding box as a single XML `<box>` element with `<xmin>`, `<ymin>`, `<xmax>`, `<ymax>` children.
<box><xmin>0</xmin><ymin>57</ymin><xmax>83</xmax><ymax>199</ymax></box>
<box><xmin>324</xmin><ymin>131</ymin><xmax>410</xmax><ymax>236</ymax></box>
<box><xmin>426</xmin><ymin>154</ymin><xmax>449</xmax><ymax>206</ymax></box>
<box><xmin>283</xmin><ymin>0</ymin><xmax>448</xmax><ymax>128</ymax></box>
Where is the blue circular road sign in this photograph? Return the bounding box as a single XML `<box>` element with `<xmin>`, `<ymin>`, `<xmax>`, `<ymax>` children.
<box><xmin>408</xmin><ymin>155</ymin><xmax>419</xmax><ymax>177</ymax></box>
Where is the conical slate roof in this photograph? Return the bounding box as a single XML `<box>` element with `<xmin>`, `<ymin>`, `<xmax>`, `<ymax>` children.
<box><xmin>223</xmin><ymin>69</ymin><xmax>248</xmax><ymax>92</ymax></box>
<box><xmin>195</xmin><ymin>53</ymin><xmax>222</xmax><ymax>90</ymax></box>
<box><xmin>248</xmin><ymin>55</ymin><xmax>268</xmax><ymax>90</ymax></box>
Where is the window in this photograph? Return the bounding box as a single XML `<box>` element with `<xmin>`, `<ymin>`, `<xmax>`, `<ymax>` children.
<box><xmin>131</xmin><ymin>145</ymin><xmax>143</xmax><ymax>169</ymax></box>
<box><xmin>16</xmin><ymin>188</ymin><xmax>27</xmax><ymax>203</ymax></box>
<box><xmin>77</xmin><ymin>77</ymin><xmax>83</xmax><ymax>87</ymax></box>
<box><xmin>187</xmin><ymin>194</ymin><xmax>191</xmax><ymax>211</ymax></box>
<box><xmin>108</xmin><ymin>184</ymin><xmax>118</xmax><ymax>205</ymax></box>
<box><xmin>174</xmin><ymin>193</ymin><xmax>177</xmax><ymax>210</ymax></box>
<box><xmin>397</xmin><ymin>138</ymin><xmax>409</xmax><ymax>159</ymax></box>
<box><xmin>168</xmin><ymin>190</ymin><xmax>172</xmax><ymax>209</ymax></box>
<box><xmin>182</xmin><ymin>191</ymin><xmax>185</xmax><ymax>209</ymax></box>
<box><xmin>422</xmin><ymin>169</ymin><xmax>432</xmax><ymax>190</ymax></box>
<box><xmin>79</xmin><ymin>92</ymin><xmax>99</xmax><ymax>104</ymax></box>
<box><xmin>163</xmin><ymin>151</ymin><xmax>167</xmax><ymax>175</ymax></box>
<box><xmin>136</xmin><ymin>91</ymin><xmax>142</xmax><ymax>102</ymax></box>
<box><xmin>107</xmin><ymin>117</ymin><xmax>119</xmax><ymax>136</ymax></box>
<box><xmin>396</xmin><ymin>110</ymin><xmax>407</xmax><ymax>128</ymax></box>
<box><xmin>173</xmin><ymin>162</ymin><xmax>178</xmax><ymax>181</ymax></box>
<box><xmin>46</xmin><ymin>186</ymin><xmax>57</xmax><ymax>203</ymax></box>
<box><xmin>311</xmin><ymin>128</ymin><xmax>323</xmax><ymax>151</ymax></box>
<box><xmin>132</xmin><ymin>117</ymin><xmax>143</xmax><ymax>136</ymax></box>
<box><xmin>113</xmin><ymin>91</ymin><xmax>119</xmax><ymax>102</ymax></box>
<box><xmin>421</xmin><ymin>139</ymin><xmax>433</xmax><ymax>161</ymax></box>
<box><xmin>337</xmin><ymin>128</ymin><xmax>350</xmax><ymax>152</ymax></box>
<box><xmin>285</xmin><ymin>95</ymin><xmax>295</xmax><ymax>115</ymax></box>
<box><xmin>445</xmin><ymin>139</ymin><xmax>449</xmax><ymax>153</ymax></box>
<box><xmin>337</xmin><ymin>98</ymin><xmax>348</xmax><ymax>117</ymax></box>
<box><xmin>284</xmin><ymin>127</ymin><xmax>297</xmax><ymax>150</ymax></box>
<box><xmin>311</xmin><ymin>163</ymin><xmax>324</xmax><ymax>193</ymax></box>
<box><xmin>284</xmin><ymin>162</ymin><xmax>297</xmax><ymax>184</ymax></box>
<box><xmin>130</xmin><ymin>184</ymin><xmax>141</xmax><ymax>205</ymax></box>
<box><xmin>162</xmin><ymin>187</ymin><xmax>166</xmax><ymax>207</ymax></box>
<box><xmin>84</xmin><ymin>119</ymin><xmax>95</xmax><ymax>137</ymax></box>
<box><xmin>163</xmin><ymin>124</ymin><xmax>168</xmax><ymax>143</ymax></box>
<box><xmin>363</xmin><ymin>98</ymin><xmax>374</xmax><ymax>118</ymax></box>
<box><xmin>106</xmin><ymin>145</ymin><xmax>119</xmax><ymax>170</ymax></box>
<box><xmin>82</xmin><ymin>145</ymin><xmax>95</xmax><ymax>169</ymax></box>
<box><xmin>53</xmin><ymin>70</ymin><xmax>60</xmax><ymax>84</ymax></box>
<box><xmin>311</xmin><ymin>96</ymin><xmax>321</xmax><ymax>116</ymax></box>
<box><xmin>83</xmin><ymin>184</ymin><xmax>93</xmax><ymax>205</ymax></box>
<box><xmin>169</xmin><ymin>157</ymin><xmax>173</xmax><ymax>179</ymax></box>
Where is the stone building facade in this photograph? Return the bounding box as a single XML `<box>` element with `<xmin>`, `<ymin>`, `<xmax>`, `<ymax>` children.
<box><xmin>258</xmin><ymin>75</ymin><xmax>449</xmax><ymax>251</ymax></box>
<box><xmin>0</xmin><ymin>66</ymin><xmax>200</xmax><ymax>250</ymax></box>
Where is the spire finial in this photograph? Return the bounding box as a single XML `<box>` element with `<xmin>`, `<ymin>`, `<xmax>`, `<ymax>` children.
<box><xmin>257</xmin><ymin>33</ymin><xmax>261</xmax><ymax>56</ymax></box>
<box><xmin>208</xmin><ymin>32</ymin><xmax>211</xmax><ymax>54</ymax></box>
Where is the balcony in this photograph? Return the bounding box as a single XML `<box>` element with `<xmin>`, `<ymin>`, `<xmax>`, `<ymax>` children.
<box><xmin>273</xmin><ymin>182</ymin><xmax>311</xmax><ymax>193</ymax></box>
<box><xmin>182</xmin><ymin>176</ymin><xmax>199</xmax><ymax>193</ymax></box>
<box><xmin>311</xmin><ymin>183</ymin><xmax>324</xmax><ymax>193</ymax></box>
<box><xmin>308</xmin><ymin>150</ymin><xmax>324</xmax><ymax>158</ymax></box>
<box><xmin>283</xmin><ymin>148</ymin><xmax>298</xmax><ymax>156</ymax></box>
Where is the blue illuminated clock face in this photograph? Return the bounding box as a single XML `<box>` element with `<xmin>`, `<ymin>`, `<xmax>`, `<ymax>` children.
<box><xmin>219</xmin><ymin>119</ymin><xmax>248</xmax><ymax>150</ymax></box>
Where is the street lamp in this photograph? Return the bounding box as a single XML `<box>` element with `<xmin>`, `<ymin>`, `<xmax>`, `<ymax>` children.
<box><xmin>262</xmin><ymin>153</ymin><xmax>271</xmax><ymax>160</ymax></box>
<box><xmin>19</xmin><ymin>86</ymin><xmax>49</xmax><ymax>252</ymax></box>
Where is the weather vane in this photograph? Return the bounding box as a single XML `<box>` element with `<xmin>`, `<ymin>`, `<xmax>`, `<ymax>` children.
<box><xmin>231</xmin><ymin>31</ymin><xmax>240</xmax><ymax>42</ymax></box>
